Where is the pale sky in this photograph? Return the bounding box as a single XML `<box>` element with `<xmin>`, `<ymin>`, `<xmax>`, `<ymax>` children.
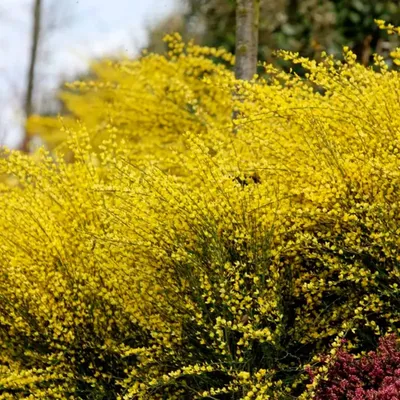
<box><xmin>0</xmin><ymin>0</ymin><xmax>179</xmax><ymax>147</ymax></box>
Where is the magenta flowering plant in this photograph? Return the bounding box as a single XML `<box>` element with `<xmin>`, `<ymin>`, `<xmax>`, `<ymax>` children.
<box><xmin>310</xmin><ymin>334</ymin><xmax>400</xmax><ymax>400</ymax></box>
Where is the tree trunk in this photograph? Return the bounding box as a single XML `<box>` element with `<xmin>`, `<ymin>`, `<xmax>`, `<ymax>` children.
<box><xmin>235</xmin><ymin>0</ymin><xmax>260</xmax><ymax>80</ymax></box>
<box><xmin>21</xmin><ymin>0</ymin><xmax>42</xmax><ymax>153</ymax></box>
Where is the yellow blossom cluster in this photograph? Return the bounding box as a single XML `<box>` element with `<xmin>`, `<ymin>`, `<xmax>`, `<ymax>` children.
<box><xmin>26</xmin><ymin>33</ymin><xmax>234</xmax><ymax>166</ymax></box>
<box><xmin>0</xmin><ymin>29</ymin><xmax>399</xmax><ymax>398</ymax></box>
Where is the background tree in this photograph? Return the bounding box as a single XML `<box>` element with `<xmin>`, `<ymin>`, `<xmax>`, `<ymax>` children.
<box><xmin>235</xmin><ymin>0</ymin><xmax>260</xmax><ymax>80</ymax></box>
<box><xmin>147</xmin><ymin>0</ymin><xmax>400</xmax><ymax>66</ymax></box>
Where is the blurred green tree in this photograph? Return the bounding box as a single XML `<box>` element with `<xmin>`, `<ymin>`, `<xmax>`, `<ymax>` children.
<box><xmin>147</xmin><ymin>0</ymin><xmax>400</xmax><ymax>65</ymax></box>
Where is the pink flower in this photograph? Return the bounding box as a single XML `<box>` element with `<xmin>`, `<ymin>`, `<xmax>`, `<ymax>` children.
<box><xmin>309</xmin><ymin>334</ymin><xmax>400</xmax><ymax>400</ymax></box>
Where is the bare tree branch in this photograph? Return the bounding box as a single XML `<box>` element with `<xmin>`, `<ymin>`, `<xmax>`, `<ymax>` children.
<box><xmin>21</xmin><ymin>0</ymin><xmax>42</xmax><ymax>153</ymax></box>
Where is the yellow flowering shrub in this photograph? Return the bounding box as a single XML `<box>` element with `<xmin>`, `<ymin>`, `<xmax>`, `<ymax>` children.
<box><xmin>0</xmin><ymin>25</ymin><xmax>399</xmax><ymax>398</ymax></box>
<box><xmin>27</xmin><ymin>33</ymin><xmax>234</xmax><ymax>165</ymax></box>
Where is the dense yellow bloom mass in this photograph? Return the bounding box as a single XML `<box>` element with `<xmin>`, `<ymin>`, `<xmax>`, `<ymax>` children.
<box><xmin>0</xmin><ymin>30</ymin><xmax>399</xmax><ymax>398</ymax></box>
<box><xmin>27</xmin><ymin>34</ymin><xmax>234</xmax><ymax>166</ymax></box>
